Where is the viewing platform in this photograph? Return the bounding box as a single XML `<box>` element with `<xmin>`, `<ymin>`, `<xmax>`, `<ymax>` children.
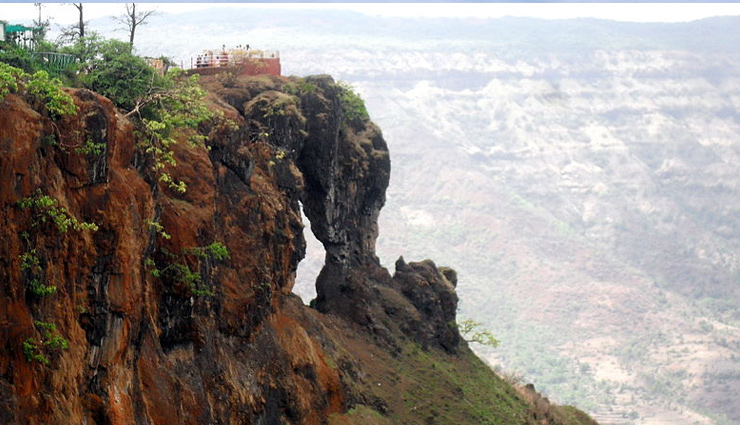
<box><xmin>187</xmin><ymin>46</ymin><xmax>281</xmax><ymax>77</ymax></box>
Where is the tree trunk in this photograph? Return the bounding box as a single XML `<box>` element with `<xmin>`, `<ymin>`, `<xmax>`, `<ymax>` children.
<box><xmin>128</xmin><ymin>3</ymin><xmax>136</xmax><ymax>44</ymax></box>
<box><xmin>75</xmin><ymin>3</ymin><xmax>84</xmax><ymax>38</ymax></box>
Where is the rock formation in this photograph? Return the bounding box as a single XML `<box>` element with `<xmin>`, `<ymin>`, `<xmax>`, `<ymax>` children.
<box><xmin>0</xmin><ymin>72</ymin><xmax>596</xmax><ymax>425</ymax></box>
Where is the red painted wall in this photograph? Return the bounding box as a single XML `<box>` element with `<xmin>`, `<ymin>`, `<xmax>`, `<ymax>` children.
<box><xmin>239</xmin><ymin>58</ymin><xmax>281</xmax><ymax>76</ymax></box>
<box><xmin>188</xmin><ymin>58</ymin><xmax>281</xmax><ymax>77</ymax></box>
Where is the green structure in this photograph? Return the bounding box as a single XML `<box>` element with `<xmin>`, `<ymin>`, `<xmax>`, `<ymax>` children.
<box><xmin>2</xmin><ymin>22</ymin><xmax>39</xmax><ymax>48</ymax></box>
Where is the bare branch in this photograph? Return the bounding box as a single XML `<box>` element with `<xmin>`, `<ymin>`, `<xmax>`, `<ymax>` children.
<box><xmin>59</xmin><ymin>3</ymin><xmax>85</xmax><ymax>40</ymax></box>
<box><xmin>114</xmin><ymin>3</ymin><xmax>160</xmax><ymax>45</ymax></box>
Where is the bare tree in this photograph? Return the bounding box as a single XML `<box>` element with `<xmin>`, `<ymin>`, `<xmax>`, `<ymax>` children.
<box><xmin>114</xmin><ymin>3</ymin><xmax>158</xmax><ymax>46</ymax></box>
<box><xmin>58</xmin><ymin>3</ymin><xmax>85</xmax><ymax>43</ymax></box>
<box><xmin>33</xmin><ymin>3</ymin><xmax>51</xmax><ymax>41</ymax></box>
<box><xmin>72</xmin><ymin>3</ymin><xmax>84</xmax><ymax>38</ymax></box>
<box><xmin>34</xmin><ymin>3</ymin><xmax>43</xmax><ymax>24</ymax></box>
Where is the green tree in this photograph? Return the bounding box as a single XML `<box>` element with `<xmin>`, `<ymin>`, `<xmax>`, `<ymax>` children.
<box><xmin>458</xmin><ymin>319</ymin><xmax>500</xmax><ymax>347</ymax></box>
<box><xmin>61</xmin><ymin>33</ymin><xmax>104</xmax><ymax>64</ymax></box>
<box><xmin>61</xmin><ymin>3</ymin><xmax>86</xmax><ymax>42</ymax></box>
<box><xmin>127</xmin><ymin>68</ymin><xmax>213</xmax><ymax>193</ymax></box>
<box><xmin>0</xmin><ymin>47</ymin><xmax>39</xmax><ymax>74</ymax></box>
<box><xmin>78</xmin><ymin>38</ymin><xmax>156</xmax><ymax>111</ymax></box>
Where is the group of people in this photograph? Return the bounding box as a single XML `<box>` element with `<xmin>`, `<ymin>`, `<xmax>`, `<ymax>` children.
<box><xmin>195</xmin><ymin>51</ymin><xmax>229</xmax><ymax>68</ymax></box>
<box><xmin>194</xmin><ymin>44</ymin><xmax>251</xmax><ymax>69</ymax></box>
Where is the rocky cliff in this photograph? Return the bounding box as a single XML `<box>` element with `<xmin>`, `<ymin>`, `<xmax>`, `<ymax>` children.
<box><xmin>0</xmin><ymin>72</ymin><xmax>595</xmax><ymax>425</ymax></box>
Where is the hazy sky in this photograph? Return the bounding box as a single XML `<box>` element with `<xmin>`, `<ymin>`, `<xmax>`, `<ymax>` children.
<box><xmin>3</xmin><ymin>2</ymin><xmax>740</xmax><ymax>25</ymax></box>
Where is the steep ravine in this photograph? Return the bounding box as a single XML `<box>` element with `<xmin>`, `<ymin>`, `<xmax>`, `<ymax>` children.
<box><xmin>1</xmin><ymin>73</ymin><xmax>596</xmax><ymax>425</ymax></box>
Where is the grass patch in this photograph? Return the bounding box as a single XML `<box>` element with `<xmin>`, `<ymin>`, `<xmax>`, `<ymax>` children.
<box><xmin>388</xmin><ymin>343</ymin><xmax>531</xmax><ymax>425</ymax></box>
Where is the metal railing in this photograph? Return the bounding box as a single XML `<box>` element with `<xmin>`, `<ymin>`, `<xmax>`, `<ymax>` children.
<box><xmin>31</xmin><ymin>52</ymin><xmax>77</xmax><ymax>72</ymax></box>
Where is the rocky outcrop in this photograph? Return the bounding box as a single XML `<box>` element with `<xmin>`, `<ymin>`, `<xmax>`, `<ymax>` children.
<box><xmin>392</xmin><ymin>258</ymin><xmax>460</xmax><ymax>352</ymax></box>
<box><xmin>0</xmin><ymin>73</ymin><xmax>442</xmax><ymax>425</ymax></box>
<box><xmin>0</xmin><ymin>73</ymin><xmax>596</xmax><ymax>425</ymax></box>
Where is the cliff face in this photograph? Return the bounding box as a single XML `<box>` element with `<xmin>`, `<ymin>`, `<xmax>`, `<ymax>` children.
<box><xmin>0</xmin><ymin>73</ymin><xmax>595</xmax><ymax>425</ymax></box>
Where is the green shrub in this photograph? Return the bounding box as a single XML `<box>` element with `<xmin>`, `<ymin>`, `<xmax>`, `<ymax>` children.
<box><xmin>337</xmin><ymin>80</ymin><xmax>369</xmax><ymax>124</ymax></box>
<box><xmin>0</xmin><ymin>63</ymin><xmax>76</xmax><ymax>117</ymax></box>
<box><xmin>23</xmin><ymin>338</ymin><xmax>49</xmax><ymax>365</ymax></box>
<box><xmin>17</xmin><ymin>190</ymin><xmax>98</xmax><ymax>233</ymax></box>
<box><xmin>26</xmin><ymin>70</ymin><xmax>77</xmax><ymax>117</ymax></box>
<box><xmin>0</xmin><ymin>63</ymin><xmax>22</xmax><ymax>99</ymax></box>
<box><xmin>19</xmin><ymin>249</ymin><xmax>57</xmax><ymax>297</ymax></box>
<box><xmin>151</xmin><ymin>242</ymin><xmax>228</xmax><ymax>297</ymax></box>
<box><xmin>74</xmin><ymin>139</ymin><xmax>106</xmax><ymax>155</ymax></box>
<box><xmin>0</xmin><ymin>47</ymin><xmax>39</xmax><ymax>74</ymax></box>
<box><xmin>23</xmin><ymin>321</ymin><xmax>69</xmax><ymax>365</ymax></box>
<box><xmin>169</xmin><ymin>262</ymin><xmax>208</xmax><ymax>295</ymax></box>
<box><xmin>206</xmin><ymin>242</ymin><xmax>230</xmax><ymax>261</ymax></box>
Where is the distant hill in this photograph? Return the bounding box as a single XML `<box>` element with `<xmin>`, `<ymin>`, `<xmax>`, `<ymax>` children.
<box><xmin>88</xmin><ymin>10</ymin><xmax>740</xmax><ymax>66</ymax></box>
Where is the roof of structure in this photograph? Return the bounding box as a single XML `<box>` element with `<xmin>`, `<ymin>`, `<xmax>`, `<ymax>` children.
<box><xmin>4</xmin><ymin>24</ymin><xmax>39</xmax><ymax>32</ymax></box>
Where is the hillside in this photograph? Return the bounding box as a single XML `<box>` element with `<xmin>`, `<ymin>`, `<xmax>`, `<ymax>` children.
<box><xmin>0</xmin><ymin>61</ymin><xmax>597</xmax><ymax>424</ymax></box>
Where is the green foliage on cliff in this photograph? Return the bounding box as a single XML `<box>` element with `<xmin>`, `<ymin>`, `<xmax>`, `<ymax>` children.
<box><xmin>146</xmin><ymin>219</ymin><xmax>171</xmax><ymax>240</ymax></box>
<box><xmin>23</xmin><ymin>321</ymin><xmax>69</xmax><ymax>365</ymax></box>
<box><xmin>73</xmin><ymin>139</ymin><xmax>106</xmax><ymax>155</ymax></box>
<box><xmin>150</xmin><ymin>242</ymin><xmax>229</xmax><ymax>297</ymax></box>
<box><xmin>137</xmin><ymin>72</ymin><xmax>213</xmax><ymax>193</ymax></box>
<box><xmin>0</xmin><ymin>63</ymin><xmax>77</xmax><ymax>117</ymax></box>
<box><xmin>25</xmin><ymin>70</ymin><xmax>78</xmax><ymax>117</ymax></box>
<box><xmin>15</xmin><ymin>191</ymin><xmax>98</xmax><ymax>298</ymax></box>
<box><xmin>168</xmin><ymin>262</ymin><xmax>210</xmax><ymax>296</ymax></box>
<box><xmin>3</xmin><ymin>33</ymin><xmax>218</xmax><ymax>193</ymax></box>
<box><xmin>19</xmin><ymin>249</ymin><xmax>56</xmax><ymax>297</ymax></box>
<box><xmin>17</xmin><ymin>190</ymin><xmax>99</xmax><ymax>233</ymax></box>
<box><xmin>337</xmin><ymin>80</ymin><xmax>369</xmax><ymax>124</ymax></box>
<box><xmin>0</xmin><ymin>63</ymin><xmax>22</xmax><ymax>98</ymax></box>
<box><xmin>184</xmin><ymin>242</ymin><xmax>231</xmax><ymax>261</ymax></box>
